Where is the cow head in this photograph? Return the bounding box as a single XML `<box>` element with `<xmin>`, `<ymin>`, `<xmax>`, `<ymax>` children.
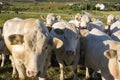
<box><xmin>80</xmin><ymin>15</ymin><xmax>90</xmax><ymax>29</ymax></box>
<box><xmin>104</xmin><ymin>49</ymin><xmax>120</xmax><ymax>76</ymax></box>
<box><xmin>41</xmin><ymin>13</ymin><xmax>61</xmax><ymax>31</ymax></box>
<box><xmin>107</xmin><ymin>14</ymin><xmax>116</xmax><ymax>26</ymax></box>
<box><xmin>50</xmin><ymin>22</ymin><xmax>80</xmax><ymax>57</ymax></box>
<box><xmin>8</xmin><ymin>22</ymin><xmax>63</xmax><ymax>78</ymax></box>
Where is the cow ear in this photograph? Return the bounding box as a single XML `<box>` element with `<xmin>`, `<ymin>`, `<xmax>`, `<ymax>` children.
<box><xmin>8</xmin><ymin>34</ymin><xmax>24</xmax><ymax>45</ymax></box>
<box><xmin>40</xmin><ymin>15</ymin><xmax>46</xmax><ymax>21</ymax></box>
<box><xmin>48</xmin><ymin>37</ymin><xmax>63</xmax><ymax>49</ymax></box>
<box><xmin>104</xmin><ymin>49</ymin><xmax>117</xmax><ymax>59</ymax></box>
<box><xmin>53</xmin><ymin>38</ymin><xmax>63</xmax><ymax>48</ymax></box>
<box><xmin>56</xmin><ymin>15</ymin><xmax>61</xmax><ymax>21</ymax></box>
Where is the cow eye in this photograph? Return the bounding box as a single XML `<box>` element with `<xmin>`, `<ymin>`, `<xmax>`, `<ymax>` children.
<box><xmin>118</xmin><ymin>60</ymin><xmax>120</xmax><ymax>62</ymax></box>
<box><xmin>43</xmin><ymin>46</ymin><xmax>48</xmax><ymax>50</ymax></box>
<box><xmin>54</xmin><ymin>29</ymin><xmax>64</xmax><ymax>35</ymax></box>
<box><xmin>42</xmin><ymin>46</ymin><xmax>48</xmax><ymax>52</ymax></box>
<box><xmin>45</xmin><ymin>46</ymin><xmax>48</xmax><ymax>49</ymax></box>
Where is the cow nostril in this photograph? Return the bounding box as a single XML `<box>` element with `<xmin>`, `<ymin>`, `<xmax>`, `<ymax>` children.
<box><xmin>66</xmin><ymin>51</ymin><xmax>75</xmax><ymax>55</ymax></box>
<box><xmin>118</xmin><ymin>60</ymin><xmax>120</xmax><ymax>62</ymax></box>
<box><xmin>36</xmin><ymin>71</ymin><xmax>41</xmax><ymax>77</ymax></box>
<box><xmin>27</xmin><ymin>71</ymin><xmax>38</xmax><ymax>77</ymax></box>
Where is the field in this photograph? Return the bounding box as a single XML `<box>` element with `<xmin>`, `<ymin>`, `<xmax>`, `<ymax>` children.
<box><xmin>0</xmin><ymin>55</ymin><xmax>87</xmax><ymax>80</ymax></box>
<box><xmin>0</xmin><ymin>1</ymin><xmax>120</xmax><ymax>80</ymax></box>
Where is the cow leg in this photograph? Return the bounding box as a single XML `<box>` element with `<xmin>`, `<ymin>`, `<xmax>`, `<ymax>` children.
<box><xmin>9</xmin><ymin>55</ymin><xmax>17</xmax><ymax>78</ymax></box>
<box><xmin>11</xmin><ymin>54</ymin><xmax>25</xmax><ymax>80</ymax></box>
<box><xmin>85</xmin><ymin>67</ymin><xmax>90</xmax><ymax>79</ymax></box>
<box><xmin>1</xmin><ymin>53</ymin><xmax>5</xmax><ymax>67</ymax></box>
<box><xmin>39</xmin><ymin>55</ymin><xmax>51</xmax><ymax>80</ymax></box>
<box><xmin>72</xmin><ymin>64</ymin><xmax>78</xmax><ymax>80</ymax></box>
<box><xmin>14</xmin><ymin>60</ymin><xmax>26</xmax><ymax>80</ymax></box>
<box><xmin>56</xmin><ymin>54</ymin><xmax>65</xmax><ymax>80</ymax></box>
<box><xmin>101</xmin><ymin>70</ymin><xmax>114</xmax><ymax>80</ymax></box>
<box><xmin>59</xmin><ymin>63</ymin><xmax>64</xmax><ymax>80</ymax></box>
<box><xmin>38</xmin><ymin>77</ymin><xmax>46</xmax><ymax>80</ymax></box>
<box><xmin>72</xmin><ymin>56</ymin><xmax>79</xmax><ymax>80</ymax></box>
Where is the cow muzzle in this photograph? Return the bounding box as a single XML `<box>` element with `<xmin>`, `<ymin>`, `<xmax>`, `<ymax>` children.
<box><xmin>26</xmin><ymin>70</ymin><xmax>41</xmax><ymax>77</ymax></box>
<box><xmin>66</xmin><ymin>50</ymin><xmax>76</xmax><ymax>56</ymax></box>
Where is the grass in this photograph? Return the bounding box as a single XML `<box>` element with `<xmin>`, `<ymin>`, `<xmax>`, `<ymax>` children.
<box><xmin>0</xmin><ymin>55</ymin><xmax>86</xmax><ymax>80</ymax></box>
<box><xmin>0</xmin><ymin>2</ymin><xmax>120</xmax><ymax>80</ymax></box>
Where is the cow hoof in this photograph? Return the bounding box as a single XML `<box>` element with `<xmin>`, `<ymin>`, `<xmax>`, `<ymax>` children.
<box><xmin>85</xmin><ymin>77</ymin><xmax>90</xmax><ymax>80</ymax></box>
<box><xmin>19</xmin><ymin>78</ymin><xmax>25</xmax><ymax>80</ymax></box>
<box><xmin>60</xmin><ymin>77</ymin><xmax>64</xmax><ymax>80</ymax></box>
<box><xmin>38</xmin><ymin>77</ymin><xmax>46</xmax><ymax>80</ymax></box>
<box><xmin>12</xmin><ymin>74</ymin><xmax>17</xmax><ymax>78</ymax></box>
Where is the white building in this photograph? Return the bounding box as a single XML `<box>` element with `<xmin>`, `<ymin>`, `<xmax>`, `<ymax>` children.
<box><xmin>95</xmin><ymin>3</ymin><xmax>107</xmax><ymax>10</ymax></box>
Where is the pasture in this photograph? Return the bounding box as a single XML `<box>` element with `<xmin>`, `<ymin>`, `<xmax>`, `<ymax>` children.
<box><xmin>0</xmin><ymin>1</ymin><xmax>120</xmax><ymax>80</ymax></box>
<box><xmin>0</xmin><ymin>56</ymin><xmax>86</xmax><ymax>80</ymax></box>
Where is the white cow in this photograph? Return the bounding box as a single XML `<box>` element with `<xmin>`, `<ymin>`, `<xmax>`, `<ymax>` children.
<box><xmin>106</xmin><ymin>14</ymin><xmax>116</xmax><ymax>35</ymax></box>
<box><xmin>84</xmin><ymin>28</ymin><xmax>120</xmax><ymax>80</ymax></box>
<box><xmin>50</xmin><ymin>21</ymin><xmax>80</xmax><ymax>80</ymax></box>
<box><xmin>106</xmin><ymin>15</ymin><xmax>120</xmax><ymax>40</ymax></box>
<box><xmin>80</xmin><ymin>15</ymin><xmax>90</xmax><ymax>29</ymax></box>
<box><xmin>2</xmin><ymin>17</ymin><xmax>63</xmax><ymax>80</ymax></box>
<box><xmin>41</xmin><ymin>13</ymin><xmax>62</xmax><ymax>32</ymax></box>
<box><xmin>105</xmin><ymin>19</ymin><xmax>120</xmax><ymax>37</ymax></box>
<box><xmin>107</xmin><ymin>14</ymin><xmax>116</xmax><ymax>26</ymax></box>
<box><xmin>111</xmin><ymin>30</ymin><xmax>120</xmax><ymax>42</ymax></box>
<box><xmin>110</xmin><ymin>20</ymin><xmax>120</xmax><ymax>34</ymax></box>
<box><xmin>69</xmin><ymin>13</ymin><xmax>81</xmax><ymax>28</ymax></box>
<box><xmin>80</xmin><ymin>15</ymin><xmax>105</xmax><ymax>31</ymax></box>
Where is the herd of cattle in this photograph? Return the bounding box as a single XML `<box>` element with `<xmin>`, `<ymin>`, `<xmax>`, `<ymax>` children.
<box><xmin>0</xmin><ymin>13</ymin><xmax>120</xmax><ymax>80</ymax></box>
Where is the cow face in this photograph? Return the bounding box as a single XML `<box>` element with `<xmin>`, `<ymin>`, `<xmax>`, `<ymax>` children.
<box><xmin>50</xmin><ymin>22</ymin><xmax>80</xmax><ymax>56</ymax></box>
<box><xmin>107</xmin><ymin>14</ymin><xmax>116</xmax><ymax>26</ymax></box>
<box><xmin>23</xmin><ymin>29</ymin><xmax>63</xmax><ymax>77</ymax></box>
<box><xmin>104</xmin><ymin>49</ymin><xmax>120</xmax><ymax>79</ymax></box>
<box><xmin>46</xmin><ymin>13</ymin><xmax>58</xmax><ymax>28</ymax></box>
<box><xmin>80</xmin><ymin>15</ymin><xmax>90</xmax><ymax>29</ymax></box>
<box><xmin>64</xmin><ymin>27</ymin><xmax>80</xmax><ymax>55</ymax></box>
<box><xmin>8</xmin><ymin>30</ymin><xmax>63</xmax><ymax>78</ymax></box>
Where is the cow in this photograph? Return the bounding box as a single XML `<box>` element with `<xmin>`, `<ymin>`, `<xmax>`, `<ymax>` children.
<box><xmin>80</xmin><ymin>15</ymin><xmax>105</xmax><ymax>31</ymax></box>
<box><xmin>69</xmin><ymin>13</ymin><xmax>81</xmax><ymax>28</ymax></box>
<box><xmin>107</xmin><ymin>14</ymin><xmax>116</xmax><ymax>26</ymax></box>
<box><xmin>80</xmin><ymin>15</ymin><xmax>90</xmax><ymax>29</ymax></box>
<box><xmin>50</xmin><ymin>21</ymin><xmax>80</xmax><ymax>80</ymax></box>
<box><xmin>105</xmin><ymin>14</ymin><xmax>120</xmax><ymax>41</ymax></box>
<box><xmin>41</xmin><ymin>13</ymin><xmax>62</xmax><ymax>32</ymax></box>
<box><xmin>2</xmin><ymin>17</ymin><xmax>63</xmax><ymax>80</ymax></box>
<box><xmin>0</xmin><ymin>40</ymin><xmax>5</xmax><ymax>67</ymax></box>
<box><xmin>84</xmin><ymin>28</ymin><xmax>120</xmax><ymax>80</ymax></box>
<box><xmin>106</xmin><ymin>14</ymin><xmax>116</xmax><ymax>35</ymax></box>
<box><xmin>105</xmin><ymin>20</ymin><xmax>120</xmax><ymax>42</ymax></box>
<box><xmin>0</xmin><ymin>28</ymin><xmax>8</xmax><ymax>67</ymax></box>
<box><xmin>111</xmin><ymin>30</ymin><xmax>120</xmax><ymax>42</ymax></box>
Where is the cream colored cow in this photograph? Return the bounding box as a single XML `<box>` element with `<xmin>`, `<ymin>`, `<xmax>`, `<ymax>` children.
<box><xmin>2</xmin><ymin>17</ymin><xmax>63</xmax><ymax>80</ymax></box>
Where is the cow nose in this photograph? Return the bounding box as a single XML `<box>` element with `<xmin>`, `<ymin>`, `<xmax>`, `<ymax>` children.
<box><xmin>66</xmin><ymin>51</ymin><xmax>75</xmax><ymax>55</ymax></box>
<box><xmin>27</xmin><ymin>70</ymin><xmax>40</xmax><ymax>77</ymax></box>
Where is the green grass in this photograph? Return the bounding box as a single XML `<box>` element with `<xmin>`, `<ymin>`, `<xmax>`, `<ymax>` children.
<box><xmin>0</xmin><ymin>56</ymin><xmax>86</xmax><ymax>80</ymax></box>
